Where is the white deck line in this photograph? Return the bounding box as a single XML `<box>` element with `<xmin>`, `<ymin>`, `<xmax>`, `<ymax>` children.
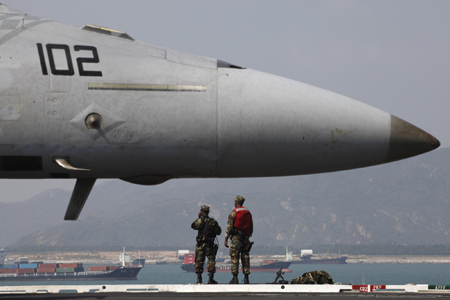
<box><xmin>385</xmin><ymin>285</ymin><xmax>429</xmax><ymax>293</ymax></box>
<box><xmin>0</xmin><ymin>284</ymin><xmax>430</xmax><ymax>294</ymax></box>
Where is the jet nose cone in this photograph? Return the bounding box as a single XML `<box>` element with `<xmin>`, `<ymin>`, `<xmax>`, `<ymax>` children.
<box><xmin>386</xmin><ymin>115</ymin><xmax>440</xmax><ymax>163</ymax></box>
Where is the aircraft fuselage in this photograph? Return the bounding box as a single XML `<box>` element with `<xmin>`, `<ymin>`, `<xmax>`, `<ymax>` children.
<box><xmin>0</xmin><ymin>5</ymin><xmax>439</xmax><ymax>219</ymax></box>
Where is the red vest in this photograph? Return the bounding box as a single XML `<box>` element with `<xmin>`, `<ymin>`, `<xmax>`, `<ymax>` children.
<box><xmin>233</xmin><ymin>207</ymin><xmax>252</xmax><ymax>235</ymax></box>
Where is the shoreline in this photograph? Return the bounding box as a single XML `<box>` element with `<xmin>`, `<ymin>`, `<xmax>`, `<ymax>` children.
<box><xmin>4</xmin><ymin>251</ymin><xmax>450</xmax><ymax>264</ymax></box>
<box><xmin>346</xmin><ymin>255</ymin><xmax>450</xmax><ymax>264</ymax></box>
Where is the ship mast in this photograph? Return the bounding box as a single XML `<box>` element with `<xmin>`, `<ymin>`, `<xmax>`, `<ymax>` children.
<box><xmin>285</xmin><ymin>246</ymin><xmax>292</xmax><ymax>262</ymax></box>
<box><xmin>122</xmin><ymin>247</ymin><xmax>125</xmax><ymax>267</ymax></box>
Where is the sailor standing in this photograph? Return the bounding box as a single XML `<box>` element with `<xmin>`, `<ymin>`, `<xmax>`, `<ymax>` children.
<box><xmin>224</xmin><ymin>195</ymin><xmax>253</xmax><ymax>284</ymax></box>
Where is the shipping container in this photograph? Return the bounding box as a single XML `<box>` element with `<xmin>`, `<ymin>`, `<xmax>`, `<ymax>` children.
<box><xmin>184</xmin><ymin>257</ymin><xmax>195</xmax><ymax>263</ymax></box>
<box><xmin>17</xmin><ymin>268</ymin><xmax>35</xmax><ymax>274</ymax></box>
<box><xmin>59</xmin><ymin>263</ymin><xmax>81</xmax><ymax>268</ymax></box>
<box><xmin>184</xmin><ymin>253</ymin><xmax>195</xmax><ymax>265</ymax></box>
<box><xmin>109</xmin><ymin>266</ymin><xmax>119</xmax><ymax>271</ymax></box>
<box><xmin>1</xmin><ymin>264</ymin><xmax>17</xmax><ymax>269</ymax></box>
<box><xmin>19</xmin><ymin>264</ymin><xmax>38</xmax><ymax>269</ymax></box>
<box><xmin>88</xmin><ymin>266</ymin><xmax>108</xmax><ymax>271</ymax></box>
<box><xmin>37</xmin><ymin>268</ymin><xmax>56</xmax><ymax>273</ymax></box>
<box><xmin>38</xmin><ymin>264</ymin><xmax>57</xmax><ymax>268</ymax></box>
<box><xmin>56</xmin><ymin>268</ymin><xmax>75</xmax><ymax>273</ymax></box>
<box><xmin>1</xmin><ymin>269</ymin><xmax>18</xmax><ymax>274</ymax></box>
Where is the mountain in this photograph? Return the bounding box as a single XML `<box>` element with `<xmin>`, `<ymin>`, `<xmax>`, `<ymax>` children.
<box><xmin>3</xmin><ymin>148</ymin><xmax>450</xmax><ymax>249</ymax></box>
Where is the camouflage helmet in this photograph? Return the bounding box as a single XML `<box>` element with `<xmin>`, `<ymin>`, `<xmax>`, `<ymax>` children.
<box><xmin>234</xmin><ymin>195</ymin><xmax>245</xmax><ymax>204</ymax></box>
<box><xmin>200</xmin><ymin>205</ymin><xmax>210</xmax><ymax>212</ymax></box>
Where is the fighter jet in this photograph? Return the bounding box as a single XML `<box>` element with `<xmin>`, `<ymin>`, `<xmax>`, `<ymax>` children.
<box><xmin>0</xmin><ymin>4</ymin><xmax>439</xmax><ymax>220</ymax></box>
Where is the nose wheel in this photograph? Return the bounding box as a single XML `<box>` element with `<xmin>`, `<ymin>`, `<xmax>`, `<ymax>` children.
<box><xmin>64</xmin><ymin>178</ymin><xmax>97</xmax><ymax>220</ymax></box>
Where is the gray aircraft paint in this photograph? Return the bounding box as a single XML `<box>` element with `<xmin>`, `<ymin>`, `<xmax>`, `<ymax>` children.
<box><xmin>217</xmin><ymin>68</ymin><xmax>391</xmax><ymax>177</ymax></box>
<box><xmin>0</xmin><ymin>4</ymin><xmax>439</xmax><ymax>219</ymax></box>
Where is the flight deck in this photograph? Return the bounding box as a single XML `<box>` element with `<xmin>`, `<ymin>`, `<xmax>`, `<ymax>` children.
<box><xmin>2</xmin><ymin>283</ymin><xmax>450</xmax><ymax>299</ymax></box>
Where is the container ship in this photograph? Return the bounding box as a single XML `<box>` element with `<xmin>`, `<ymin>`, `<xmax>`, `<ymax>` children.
<box><xmin>0</xmin><ymin>248</ymin><xmax>145</xmax><ymax>281</ymax></box>
<box><xmin>178</xmin><ymin>250</ymin><xmax>225</xmax><ymax>263</ymax></box>
<box><xmin>180</xmin><ymin>254</ymin><xmax>291</xmax><ymax>273</ymax></box>
<box><xmin>0</xmin><ymin>262</ymin><xmax>142</xmax><ymax>281</ymax></box>
<box><xmin>291</xmin><ymin>249</ymin><xmax>348</xmax><ymax>264</ymax></box>
<box><xmin>291</xmin><ymin>256</ymin><xmax>347</xmax><ymax>264</ymax></box>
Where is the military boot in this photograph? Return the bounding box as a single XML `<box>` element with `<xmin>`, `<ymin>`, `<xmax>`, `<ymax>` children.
<box><xmin>244</xmin><ymin>274</ymin><xmax>250</xmax><ymax>284</ymax></box>
<box><xmin>229</xmin><ymin>274</ymin><xmax>239</xmax><ymax>284</ymax></box>
<box><xmin>208</xmin><ymin>273</ymin><xmax>218</xmax><ymax>284</ymax></box>
<box><xmin>196</xmin><ymin>273</ymin><xmax>202</xmax><ymax>284</ymax></box>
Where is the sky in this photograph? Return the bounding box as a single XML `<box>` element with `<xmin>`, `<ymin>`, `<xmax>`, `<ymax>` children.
<box><xmin>1</xmin><ymin>0</ymin><xmax>449</xmax><ymax>202</ymax></box>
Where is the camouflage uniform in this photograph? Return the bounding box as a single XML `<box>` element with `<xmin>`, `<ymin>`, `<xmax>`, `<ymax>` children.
<box><xmin>226</xmin><ymin>196</ymin><xmax>253</xmax><ymax>275</ymax></box>
<box><xmin>291</xmin><ymin>270</ymin><xmax>334</xmax><ymax>284</ymax></box>
<box><xmin>191</xmin><ymin>205</ymin><xmax>222</xmax><ymax>274</ymax></box>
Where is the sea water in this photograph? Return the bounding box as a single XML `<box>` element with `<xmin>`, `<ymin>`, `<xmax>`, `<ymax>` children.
<box><xmin>1</xmin><ymin>263</ymin><xmax>450</xmax><ymax>286</ymax></box>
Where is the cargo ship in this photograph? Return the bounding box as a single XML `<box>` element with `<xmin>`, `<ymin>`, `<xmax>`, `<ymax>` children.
<box><xmin>0</xmin><ymin>262</ymin><xmax>142</xmax><ymax>281</ymax></box>
<box><xmin>291</xmin><ymin>249</ymin><xmax>347</xmax><ymax>264</ymax></box>
<box><xmin>291</xmin><ymin>256</ymin><xmax>347</xmax><ymax>264</ymax></box>
<box><xmin>0</xmin><ymin>248</ymin><xmax>144</xmax><ymax>281</ymax></box>
<box><xmin>180</xmin><ymin>254</ymin><xmax>291</xmax><ymax>273</ymax></box>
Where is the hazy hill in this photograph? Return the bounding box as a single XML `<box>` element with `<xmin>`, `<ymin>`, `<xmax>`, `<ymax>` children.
<box><xmin>3</xmin><ymin>148</ymin><xmax>450</xmax><ymax>249</ymax></box>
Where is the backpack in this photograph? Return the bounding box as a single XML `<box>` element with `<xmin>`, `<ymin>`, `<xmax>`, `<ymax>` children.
<box><xmin>291</xmin><ymin>270</ymin><xmax>334</xmax><ymax>284</ymax></box>
<box><xmin>233</xmin><ymin>207</ymin><xmax>252</xmax><ymax>235</ymax></box>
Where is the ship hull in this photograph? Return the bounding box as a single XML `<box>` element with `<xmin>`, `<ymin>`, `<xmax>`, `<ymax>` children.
<box><xmin>291</xmin><ymin>257</ymin><xmax>347</xmax><ymax>264</ymax></box>
<box><xmin>0</xmin><ymin>267</ymin><xmax>141</xmax><ymax>281</ymax></box>
<box><xmin>181</xmin><ymin>261</ymin><xmax>292</xmax><ymax>273</ymax></box>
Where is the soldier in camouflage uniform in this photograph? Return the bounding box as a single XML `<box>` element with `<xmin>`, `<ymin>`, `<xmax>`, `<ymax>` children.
<box><xmin>224</xmin><ymin>195</ymin><xmax>253</xmax><ymax>284</ymax></box>
<box><xmin>191</xmin><ymin>205</ymin><xmax>222</xmax><ymax>284</ymax></box>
